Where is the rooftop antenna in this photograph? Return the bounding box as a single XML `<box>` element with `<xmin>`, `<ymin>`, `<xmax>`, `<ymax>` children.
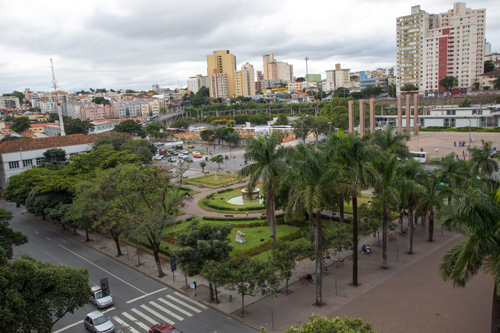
<box><xmin>305</xmin><ymin>56</ymin><xmax>309</xmax><ymax>92</ymax></box>
<box><xmin>50</xmin><ymin>58</ymin><xmax>65</xmax><ymax>136</ymax></box>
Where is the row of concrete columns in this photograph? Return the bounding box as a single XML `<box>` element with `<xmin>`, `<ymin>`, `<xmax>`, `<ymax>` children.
<box><xmin>348</xmin><ymin>93</ymin><xmax>419</xmax><ymax>136</ymax></box>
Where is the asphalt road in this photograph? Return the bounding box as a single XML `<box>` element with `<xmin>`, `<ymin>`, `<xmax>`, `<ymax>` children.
<box><xmin>5</xmin><ymin>202</ymin><xmax>256</xmax><ymax>333</ymax></box>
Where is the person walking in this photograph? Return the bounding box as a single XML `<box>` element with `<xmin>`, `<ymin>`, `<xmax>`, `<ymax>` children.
<box><xmin>454</xmin><ymin>141</ymin><xmax>456</xmax><ymax>147</ymax></box>
<box><xmin>436</xmin><ymin>147</ymin><xmax>439</xmax><ymax>153</ymax></box>
<box><xmin>323</xmin><ymin>258</ymin><xmax>328</xmax><ymax>271</ymax></box>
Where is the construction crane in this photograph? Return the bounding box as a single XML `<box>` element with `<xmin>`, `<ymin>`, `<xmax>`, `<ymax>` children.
<box><xmin>50</xmin><ymin>58</ymin><xmax>65</xmax><ymax>136</ymax></box>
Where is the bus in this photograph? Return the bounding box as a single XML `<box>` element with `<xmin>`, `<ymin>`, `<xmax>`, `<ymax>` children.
<box><xmin>410</xmin><ymin>151</ymin><xmax>431</xmax><ymax>163</ymax></box>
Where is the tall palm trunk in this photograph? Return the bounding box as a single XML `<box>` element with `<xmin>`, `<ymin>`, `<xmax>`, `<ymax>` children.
<box><xmin>492</xmin><ymin>282</ymin><xmax>500</xmax><ymax>333</ymax></box>
<box><xmin>382</xmin><ymin>203</ymin><xmax>389</xmax><ymax>269</ymax></box>
<box><xmin>315</xmin><ymin>208</ymin><xmax>323</xmax><ymax>306</ymax></box>
<box><xmin>339</xmin><ymin>193</ymin><xmax>345</xmax><ymax>224</ymax></box>
<box><xmin>428</xmin><ymin>211</ymin><xmax>434</xmax><ymax>242</ymax></box>
<box><xmin>266</xmin><ymin>187</ymin><xmax>276</xmax><ymax>239</ymax></box>
<box><xmin>407</xmin><ymin>200</ymin><xmax>414</xmax><ymax>254</ymax></box>
<box><xmin>309</xmin><ymin>213</ymin><xmax>314</xmax><ymax>245</ymax></box>
<box><xmin>352</xmin><ymin>197</ymin><xmax>358</xmax><ymax>286</ymax></box>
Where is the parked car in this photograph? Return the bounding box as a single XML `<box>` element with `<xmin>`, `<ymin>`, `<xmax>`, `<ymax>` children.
<box><xmin>174</xmin><ymin>145</ymin><xmax>183</xmax><ymax>150</ymax></box>
<box><xmin>154</xmin><ymin>142</ymin><xmax>164</xmax><ymax>146</ymax></box>
<box><xmin>184</xmin><ymin>156</ymin><xmax>193</xmax><ymax>163</ymax></box>
<box><xmin>83</xmin><ymin>310</ymin><xmax>115</xmax><ymax>333</ymax></box>
<box><xmin>149</xmin><ymin>323</ymin><xmax>182</xmax><ymax>333</ymax></box>
<box><xmin>193</xmin><ymin>153</ymin><xmax>202</xmax><ymax>158</ymax></box>
<box><xmin>191</xmin><ymin>151</ymin><xmax>201</xmax><ymax>155</ymax></box>
<box><xmin>167</xmin><ymin>157</ymin><xmax>177</xmax><ymax>163</ymax></box>
<box><xmin>168</xmin><ymin>150</ymin><xmax>178</xmax><ymax>156</ymax></box>
<box><xmin>187</xmin><ymin>145</ymin><xmax>195</xmax><ymax>149</ymax></box>
<box><xmin>153</xmin><ymin>154</ymin><xmax>163</xmax><ymax>161</ymax></box>
<box><xmin>178</xmin><ymin>154</ymin><xmax>188</xmax><ymax>160</ymax></box>
<box><xmin>180</xmin><ymin>150</ymin><xmax>189</xmax><ymax>155</ymax></box>
<box><xmin>90</xmin><ymin>285</ymin><xmax>114</xmax><ymax>309</ymax></box>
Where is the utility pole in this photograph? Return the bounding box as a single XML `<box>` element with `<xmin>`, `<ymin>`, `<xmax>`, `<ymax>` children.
<box><xmin>50</xmin><ymin>58</ymin><xmax>65</xmax><ymax>136</ymax></box>
<box><xmin>305</xmin><ymin>56</ymin><xmax>309</xmax><ymax>92</ymax></box>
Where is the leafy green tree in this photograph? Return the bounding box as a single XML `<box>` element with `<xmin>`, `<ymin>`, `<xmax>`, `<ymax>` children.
<box><xmin>9</xmin><ymin>116</ymin><xmax>31</xmax><ymax>133</ymax></box>
<box><xmin>171</xmin><ymin>118</ymin><xmax>190</xmax><ymax>129</ymax></box>
<box><xmin>387</xmin><ymin>83</ymin><xmax>397</xmax><ymax>97</ymax></box>
<box><xmin>3</xmin><ymin>91</ymin><xmax>25</xmax><ymax>103</ymax></box>
<box><xmin>285</xmin><ymin>315</ymin><xmax>375</xmax><ymax>333</ymax></box>
<box><xmin>296</xmin><ymin>77</ymin><xmax>305</xmax><ymax>82</ymax></box>
<box><xmin>0</xmin><ymin>250</ymin><xmax>92</xmax><ymax>333</ymax></box>
<box><xmin>3</xmin><ymin>168</ymin><xmax>53</xmax><ymax>205</ymax></box>
<box><xmin>217</xmin><ymin>256</ymin><xmax>277</xmax><ymax>316</ymax></box>
<box><xmin>145</xmin><ymin>122</ymin><xmax>166</xmax><ymax>133</ymax></box>
<box><xmin>121</xmin><ymin>139</ymin><xmax>156</xmax><ymax>164</ymax></box>
<box><xmin>438</xmin><ymin>183</ymin><xmax>500</xmax><ymax>332</ymax></box>
<box><xmin>91</xmin><ymin>96</ymin><xmax>110</xmax><ymax>105</ymax></box>
<box><xmin>49</xmin><ymin>113</ymin><xmax>59</xmax><ymax>121</ymax></box>
<box><xmin>311</xmin><ymin>116</ymin><xmax>331</xmax><ymax>141</ymax></box>
<box><xmin>293</xmin><ymin>115</ymin><xmax>315</xmax><ymax>142</ymax></box>
<box><xmin>430</xmin><ymin>153</ymin><xmax>470</xmax><ymax>204</ymax></box>
<box><xmin>190</xmin><ymin>94</ymin><xmax>204</xmax><ymax>107</ymax></box>
<box><xmin>63</xmin><ymin>117</ymin><xmax>95</xmax><ymax>134</ymax></box>
<box><xmin>93</xmin><ymin>164</ymin><xmax>186</xmax><ymax>276</ymax></box>
<box><xmin>175</xmin><ymin>221</ymin><xmax>233</xmax><ymax>299</ymax></box>
<box><xmin>0</xmin><ymin>209</ymin><xmax>28</xmax><ymax>259</ymax></box>
<box><xmin>239</xmin><ymin>132</ymin><xmax>287</xmax><ymax>239</ymax></box>
<box><xmin>113</xmin><ymin>119</ymin><xmax>145</xmax><ymax>137</ymax></box>
<box><xmin>125</xmin><ymin>89</ymin><xmax>136</xmax><ymax>93</ymax></box>
<box><xmin>470</xmin><ymin>139</ymin><xmax>499</xmax><ymax>175</ymax></box>
<box><xmin>271</xmin><ymin>240</ymin><xmax>303</xmax><ymax>294</ymax></box>
<box><xmin>249</xmin><ymin>113</ymin><xmax>271</xmax><ymax>125</ymax></box>
<box><xmin>401</xmin><ymin>84</ymin><xmax>418</xmax><ymax>92</ymax></box>
<box><xmin>42</xmin><ymin>148</ymin><xmax>67</xmax><ymax>168</ymax></box>
<box><xmin>94</xmin><ymin>131</ymin><xmax>132</xmax><ymax>151</ymax></box>
<box><xmin>275</xmin><ymin>114</ymin><xmax>289</xmax><ymax>125</ymax></box>
<box><xmin>484</xmin><ymin>60</ymin><xmax>495</xmax><ymax>73</ymax></box>
<box><xmin>494</xmin><ymin>75</ymin><xmax>500</xmax><ymax>90</ymax></box>
<box><xmin>25</xmin><ymin>186</ymin><xmax>72</xmax><ymax>221</ymax></box>
<box><xmin>200</xmin><ymin>129</ymin><xmax>215</xmax><ymax>142</ymax></box>
<box><xmin>439</xmin><ymin>76</ymin><xmax>458</xmax><ymax>91</ymax></box>
<box><xmin>333</xmin><ymin>87</ymin><xmax>350</xmax><ymax>98</ymax></box>
<box><xmin>415</xmin><ymin>173</ymin><xmax>443</xmax><ymax>242</ymax></box>
<box><xmin>199</xmin><ymin>161</ymin><xmax>206</xmax><ymax>173</ymax></box>
<box><xmin>459</xmin><ymin>98</ymin><xmax>472</xmax><ymax>107</ymax></box>
<box><xmin>210</xmin><ymin>155</ymin><xmax>224</xmax><ymax>169</ymax></box>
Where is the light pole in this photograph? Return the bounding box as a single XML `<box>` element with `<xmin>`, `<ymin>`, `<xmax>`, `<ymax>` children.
<box><xmin>465</xmin><ymin>113</ymin><xmax>476</xmax><ymax>159</ymax></box>
<box><xmin>261</xmin><ymin>284</ymin><xmax>275</xmax><ymax>331</ymax></box>
<box><xmin>19</xmin><ymin>148</ymin><xmax>23</xmax><ymax>171</ymax></box>
<box><xmin>331</xmin><ymin>257</ymin><xmax>344</xmax><ymax>295</ymax></box>
<box><xmin>215</xmin><ymin>197</ymin><xmax>226</xmax><ymax>218</ymax></box>
<box><xmin>233</xmin><ymin>156</ymin><xmax>236</xmax><ymax>170</ymax></box>
<box><xmin>260</xmin><ymin>236</ymin><xmax>275</xmax><ymax>259</ymax></box>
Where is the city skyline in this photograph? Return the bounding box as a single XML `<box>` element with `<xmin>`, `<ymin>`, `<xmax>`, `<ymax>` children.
<box><xmin>1</xmin><ymin>0</ymin><xmax>499</xmax><ymax>93</ymax></box>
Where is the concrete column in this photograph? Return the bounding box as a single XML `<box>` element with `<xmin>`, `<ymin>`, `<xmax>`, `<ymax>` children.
<box><xmin>348</xmin><ymin>100</ymin><xmax>354</xmax><ymax>133</ymax></box>
<box><xmin>413</xmin><ymin>92</ymin><xmax>419</xmax><ymax>136</ymax></box>
<box><xmin>359</xmin><ymin>99</ymin><xmax>365</xmax><ymax>135</ymax></box>
<box><xmin>405</xmin><ymin>94</ymin><xmax>411</xmax><ymax>134</ymax></box>
<box><xmin>397</xmin><ymin>95</ymin><xmax>403</xmax><ymax>134</ymax></box>
<box><xmin>370</xmin><ymin>98</ymin><xmax>375</xmax><ymax>134</ymax></box>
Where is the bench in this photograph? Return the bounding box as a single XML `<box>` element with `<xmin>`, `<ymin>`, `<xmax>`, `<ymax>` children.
<box><xmin>226</xmin><ymin>171</ymin><xmax>231</xmax><ymax>174</ymax></box>
<box><xmin>261</xmin><ymin>213</ymin><xmax>266</xmax><ymax>217</ymax></box>
<box><xmin>299</xmin><ymin>273</ymin><xmax>310</xmax><ymax>285</ymax></box>
<box><xmin>224</xmin><ymin>215</ymin><xmax>234</xmax><ymax>217</ymax></box>
<box><xmin>388</xmin><ymin>233</ymin><xmax>396</xmax><ymax>241</ymax></box>
<box><xmin>334</xmin><ymin>259</ymin><xmax>345</xmax><ymax>268</ymax></box>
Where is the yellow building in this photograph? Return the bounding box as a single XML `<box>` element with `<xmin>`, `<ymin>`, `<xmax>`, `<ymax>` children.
<box><xmin>207</xmin><ymin>50</ymin><xmax>237</xmax><ymax>99</ymax></box>
<box><xmin>235</xmin><ymin>63</ymin><xmax>256</xmax><ymax>97</ymax></box>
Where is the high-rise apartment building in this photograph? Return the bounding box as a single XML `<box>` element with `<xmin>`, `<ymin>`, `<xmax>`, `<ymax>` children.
<box><xmin>235</xmin><ymin>63</ymin><xmax>256</xmax><ymax>97</ymax></box>
<box><xmin>324</xmin><ymin>64</ymin><xmax>351</xmax><ymax>92</ymax></box>
<box><xmin>207</xmin><ymin>50</ymin><xmax>237</xmax><ymax>99</ymax></box>
<box><xmin>187</xmin><ymin>74</ymin><xmax>209</xmax><ymax>94</ymax></box>
<box><xmin>396</xmin><ymin>2</ymin><xmax>486</xmax><ymax>94</ymax></box>
<box><xmin>262</xmin><ymin>52</ymin><xmax>294</xmax><ymax>82</ymax></box>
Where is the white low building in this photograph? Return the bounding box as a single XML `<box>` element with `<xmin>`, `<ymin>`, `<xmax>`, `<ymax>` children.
<box><xmin>0</xmin><ymin>134</ymin><xmax>102</xmax><ymax>191</ymax></box>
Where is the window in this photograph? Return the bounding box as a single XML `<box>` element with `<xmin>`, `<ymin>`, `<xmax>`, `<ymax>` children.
<box><xmin>23</xmin><ymin>160</ymin><xmax>33</xmax><ymax>167</ymax></box>
<box><xmin>8</xmin><ymin>161</ymin><xmax>19</xmax><ymax>169</ymax></box>
<box><xmin>36</xmin><ymin>157</ymin><xmax>45</xmax><ymax>165</ymax></box>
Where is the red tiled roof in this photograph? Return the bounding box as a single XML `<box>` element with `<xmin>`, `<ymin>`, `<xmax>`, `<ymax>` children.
<box><xmin>0</xmin><ymin>133</ymin><xmax>104</xmax><ymax>154</ymax></box>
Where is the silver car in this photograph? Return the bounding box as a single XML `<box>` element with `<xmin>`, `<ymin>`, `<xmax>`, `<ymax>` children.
<box><xmin>84</xmin><ymin>310</ymin><xmax>115</xmax><ymax>333</ymax></box>
<box><xmin>90</xmin><ymin>285</ymin><xmax>114</xmax><ymax>309</ymax></box>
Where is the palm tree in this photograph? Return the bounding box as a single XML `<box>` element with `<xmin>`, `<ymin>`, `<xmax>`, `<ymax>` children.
<box><xmin>470</xmin><ymin>139</ymin><xmax>499</xmax><ymax>175</ymax></box>
<box><xmin>372</xmin><ymin>154</ymin><xmax>400</xmax><ymax>269</ymax></box>
<box><xmin>371</xmin><ymin>124</ymin><xmax>410</xmax><ymax>157</ymax></box>
<box><xmin>430</xmin><ymin>153</ymin><xmax>470</xmax><ymax>204</ymax></box>
<box><xmin>438</xmin><ymin>183</ymin><xmax>500</xmax><ymax>332</ymax></box>
<box><xmin>330</xmin><ymin>130</ymin><xmax>381</xmax><ymax>286</ymax></box>
<box><xmin>396</xmin><ymin>160</ymin><xmax>426</xmax><ymax>253</ymax></box>
<box><xmin>415</xmin><ymin>173</ymin><xmax>443</xmax><ymax>242</ymax></box>
<box><xmin>238</xmin><ymin>132</ymin><xmax>287</xmax><ymax>238</ymax></box>
<box><xmin>283</xmin><ymin>143</ymin><xmax>344</xmax><ymax>306</ymax></box>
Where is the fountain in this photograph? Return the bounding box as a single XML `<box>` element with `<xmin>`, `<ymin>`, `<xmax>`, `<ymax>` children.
<box><xmin>241</xmin><ymin>187</ymin><xmax>260</xmax><ymax>201</ymax></box>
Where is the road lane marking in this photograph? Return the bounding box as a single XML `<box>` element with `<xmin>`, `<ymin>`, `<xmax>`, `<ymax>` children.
<box><xmin>59</xmin><ymin>244</ymin><xmax>146</xmax><ymax>295</ymax></box>
<box><xmin>166</xmin><ymin>295</ymin><xmax>202</xmax><ymax>313</ymax></box>
<box><xmin>46</xmin><ymin>237</ymin><xmax>51</xmax><ymax>240</ymax></box>
<box><xmin>174</xmin><ymin>291</ymin><xmax>208</xmax><ymax>309</ymax></box>
<box><xmin>53</xmin><ymin>321</ymin><xmax>81</xmax><ymax>333</ymax></box>
<box><xmin>132</xmin><ymin>308</ymin><xmax>173</xmax><ymax>326</ymax></box>
<box><xmin>156</xmin><ymin>299</ymin><xmax>193</xmax><ymax>317</ymax></box>
<box><xmin>113</xmin><ymin>315</ymin><xmax>140</xmax><ymax>333</ymax></box>
<box><xmin>43</xmin><ymin>251</ymin><xmax>62</xmax><ymax>263</ymax></box>
<box><xmin>126</xmin><ymin>287</ymin><xmax>167</xmax><ymax>304</ymax></box>
<box><xmin>121</xmin><ymin>312</ymin><xmax>149</xmax><ymax>331</ymax></box>
<box><xmin>103</xmin><ymin>307</ymin><xmax>115</xmax><ymax>313</ymax></box>
<box><xmin>143</xmin><ymin>303</ymin><xmax>182</xmax><ymax>322</ymax></box>
<box><xmin>35</xmin><ymin>231</ymin><xmax>39</xmax><ymax>233</ymax></box>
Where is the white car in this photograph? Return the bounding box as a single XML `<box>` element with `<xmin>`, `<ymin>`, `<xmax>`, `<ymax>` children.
<box><xmin>84</xmin><ymin>310</ymin><xmax>115</xmax><ymax>333</ymax></box>
<box><xmin>178</xmin><ymin>154</ymin><xmax>188</xmax><ymax>160</ymax></box>
<box><xmin>90</xmin><ymin>285</ymin><xmax>114</xmax><ymax>309</ymax></box>
<box><xmin>153</xmin><ymin>154</ymin><xmax>163</xmax><ymax>161</ymax></box>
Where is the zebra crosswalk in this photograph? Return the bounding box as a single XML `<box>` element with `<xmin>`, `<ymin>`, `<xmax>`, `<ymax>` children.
<box><xmin>113</xmin><ymin>294</ymin><xmax>205</xmax><ymax>332</ymax></box>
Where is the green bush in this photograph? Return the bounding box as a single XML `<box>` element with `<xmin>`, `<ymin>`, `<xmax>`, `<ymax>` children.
<box><xmin>237</xmin><ymin>206</ymin><xmax>265</xmax><ymax>211</ymax></box>
<box><xmin>185</xmin><ymin>216</ymin><xmax>194</xmax><ymax>221</ymax></box>
<box><xmin>216</xmin><ymin>188</ymin><xmax>233</xmax><ymax>194</ymax></box>
<box><xmin>206</xmin><ymin>193</ymin><xmax>214</xmax><ymax>199</ymax></box>
<box><xmin>202</xmin><ymin>216</ymin><xmax>260</xmax><ymax>221</ymax></box>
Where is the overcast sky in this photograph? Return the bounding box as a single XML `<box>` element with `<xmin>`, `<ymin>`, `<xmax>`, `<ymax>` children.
<box><xmin>1</xmin><ymin>0</ymin><xmax>499</xmax><ymax>94</ymax></box>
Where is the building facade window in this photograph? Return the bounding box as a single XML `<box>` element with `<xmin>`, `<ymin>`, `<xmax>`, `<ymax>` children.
<box><xmin>8</xmin><ymin>161</ymin><xmax>19</xmax><ymax>169</ymax></box>
<box><xmin>23</xmin><ymin>160</ymin><xmax>33</xmax><ymax>167</ymax></box>
<box><xmin>36</xmin><ymin>158</ymin><xmax>45</xmax><ymax>165</ymax></box>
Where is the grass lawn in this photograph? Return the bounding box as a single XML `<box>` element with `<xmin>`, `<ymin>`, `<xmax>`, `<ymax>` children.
<box><xmin>198</xmin><ymin>184</ymin><xmax>266</xmax><ymax>213</ymax></box>
<box><xmin>185</xmin><ymin>173</ymin><xmax>241</xmax><ymax>188</ymax></box>
<box><xmin>228</xmin><ymin>225</ymin><xmax>299</xmax><ymax>256</ymax></box>
<box><xmin>252</xmin><ymin>237</ymin><xmax>308</xmax><ymax>261</ymax></box>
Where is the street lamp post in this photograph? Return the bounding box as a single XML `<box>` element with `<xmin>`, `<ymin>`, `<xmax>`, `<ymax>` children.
<box><xmin>331</xmin><ymin>258</ymin><xmax>344</xmax><ymax>295</ymax></box>
<box><xmin>260</xmin><ymin>236</ymin><xmax>275</xmax><ymax>259</ymax></box>
<box><xmin>233</xmin><ymin>156</ymin><xmax>236</xmax><ymax>170</ymax></box>
<box><xmin>261</xmin><ymin>284</ymin><xmax>275</xmax><ymax>331</ymax></box>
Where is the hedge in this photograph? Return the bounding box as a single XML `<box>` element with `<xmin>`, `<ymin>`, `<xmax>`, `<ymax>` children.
<box><xmin>237</xmin><ymin>206</ymin><xmax>265</xmax><ymax>211</ymax></box>
<box><xmin>203</xmin><ymin>216</ymin><xmax>260</xmax><ymax>221</ymax></box>
<box><xmin>216</xmin><ymin>188</ymin><xmax>233</xmax><ymax>194</ymax></box>
<box><xmin>206</xmin><ymin>194</ymin><xmax>214</xmax><ymax>199</ymax></box>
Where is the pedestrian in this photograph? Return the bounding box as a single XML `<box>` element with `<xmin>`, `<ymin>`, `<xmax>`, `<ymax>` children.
<box><xmin>436</xmin><ymin>147</ymin><xmax>438</xmax><ymax>153</ymax></box>
<box><xmin>454</xmin><ymin>141</ymin><xmax>456</xmax><ymax>147</ymax></box>
<box><xmin>463</xmin><ymin>155</ymin><xmax>466</xmax><ymax>160</ymax></box>
<box><xmin>456</xmin><ymin>154</ymin><xmax>459</xmax><ymax>159</ymax></box>
<box><xmin>306</xmin><ymin>273</ymin><xmax>313</xmax><ymax>284</ymax></box>
<box><xmin>323</xmin><ymin>258</ymin><xmax>328</xmax><ymax>271</ymax></box>
<box><xmin>398</xmin><ymin>216</ymin><xmax>402</xmax><ymax>224</ymax></box>
<box><xmin>463</xmin><ymin>150</ymin><xmax>465</xmax><ymax>157</ymax></box>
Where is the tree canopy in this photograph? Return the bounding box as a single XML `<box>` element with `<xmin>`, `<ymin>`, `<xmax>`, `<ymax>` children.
<box><xmin>91</xmin><ymin>96</ymin><xmax>110</xmax><ymax>105</ymax></box>
<box><xmin>0</xmin><ymin>209</ymin><xmax>28</xmax><ymax>259</ymax></box>
<box><xmin>9</xmin><ymin>116</ymin><xmax>31</xmax><ymax>133</ymax></box>
<box><xmin>63</xmin><ymin>117</ymin><xmax>95</xmax><ymax>135</ymax></box>
<box><xmin>113</xmin><ymin>119</ymin><xmax>145</xmax><ymax>138</ymax></box>
<box><xmin>439</xmin><ymin>76</ymin><xmax>458</xmax><ymax>91</ymax></box>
